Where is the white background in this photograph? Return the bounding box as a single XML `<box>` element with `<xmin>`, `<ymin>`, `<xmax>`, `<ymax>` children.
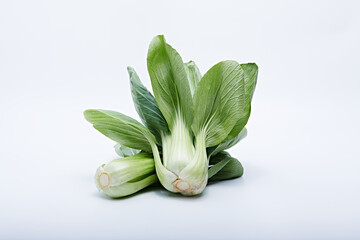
<box><xmin>1</xmin><ymin>0</ymin><xmax>359</xmax><ymax>239</ymax></box>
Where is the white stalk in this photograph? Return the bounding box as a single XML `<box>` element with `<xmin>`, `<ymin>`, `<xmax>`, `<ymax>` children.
<box><xmin>94</xmin><ymin>153</ymin><xmax>158</xmax><ymax>198</ymax></box>
<box><xmin>162</xmin><ymin>114</ymin><xmax>195</xmax><ymax>176</ymax></box>
<box><xmin>152</xmin><ymin>113</ymin><xmax>208</xmax><ymax>196</ymax></box>
<box><xmin>177</xmin><ymin>129</ymin><xmax>208</xmax><ymax>195</ymax></box>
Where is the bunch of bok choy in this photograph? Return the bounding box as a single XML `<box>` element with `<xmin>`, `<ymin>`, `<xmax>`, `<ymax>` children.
<box><xmin>84</xmin><ymin>35</ymin><xmax>258</xmax><ymax>198</ymax></box>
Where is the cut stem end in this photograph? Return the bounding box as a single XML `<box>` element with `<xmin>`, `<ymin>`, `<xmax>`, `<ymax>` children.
<box><xmin>174</xmin><ymin>179</ymin><xmax>191</xmax><ymax>192</ymax></box>
<box><xmin>99</xmin><ymin>172</ymin><xmax>110</xmax><ymax>188</ymax></box>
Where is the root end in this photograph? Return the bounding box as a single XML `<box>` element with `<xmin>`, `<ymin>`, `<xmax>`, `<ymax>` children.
<box><xmin>99</xmin><ymin>172</ymin><xmax>110</xmax><ymax>188</ymax></box>
<box><xmin>174</xmin><ymin>180</ymin><xmax>191</xmax><ymax>192</ymax></box>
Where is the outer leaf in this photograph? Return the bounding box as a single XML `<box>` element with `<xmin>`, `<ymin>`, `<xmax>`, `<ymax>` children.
<box><xmin>184</xmin><ymin>60</ymin><xmax>202</xmax><ymax>96</ymax></box>
<box><xmin>147</xmin><ymin>35</ymin><xmax>193</xmax><ymax>129</ymax></box>
<box><xmin>225</xmin><ymin>63</ymin><xmax>258</xmax><ymax>141</ymax></box>
<box><xmin>192</xmin><ymin>61</ymin><xmax>245</xmax><ymax>147</ymax></box>
<box><xmin>114</xmin><ymin>143</ymin><xmax>140</xmax><ymax>157</ymax></box>
<box><xmin>84</xmin><ymin>109</ymin><xmax>155</xmax><ymax>152</ymax></box>
<box><xmin>207</xmin><ymin>128</ymin><xmax>247</xmax><ymax>157</ymax></box>
<box><xmin>128</xmin><ymin>66</ymin><xmax>169</xmax><ymax>143</ymax></box>
<box><xmin>208</xmin><ymin>151</ymin><xmax>244</xmax><ymax>182</ymax></box>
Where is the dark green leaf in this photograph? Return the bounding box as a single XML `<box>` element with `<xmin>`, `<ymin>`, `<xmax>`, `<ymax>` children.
<box><xmin>208</xmin><ymin>151</ymin><xmax>244</xmax><ymax>182</ymax></box>
<box><xmin>128</xmin><ymin>66</ymin><xmax>169</xmax><ymax>143</ymax></box>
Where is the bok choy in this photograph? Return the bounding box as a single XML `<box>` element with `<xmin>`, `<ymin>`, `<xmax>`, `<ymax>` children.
<box><xmin>84</xmin><ymin>35</ymin><xmax>258</xmax><ymax>198</ymax></box>
<box><xmin>95</xmin><ymin>152</ymin><xmax>157</xmax><ymax>198</ymax></box>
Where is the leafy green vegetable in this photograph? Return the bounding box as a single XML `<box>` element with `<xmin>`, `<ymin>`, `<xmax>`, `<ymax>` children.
<box><xmin>95</xmin><ymin>152</ymin><xmax>158</xmax><ymax>198</ymax></box>
<box><xmin>146</xmin><ymin>36</ymin><xmax>252</xmax><ymax>196</ymax></box>
<box><xmin>84</xmin><ymin>35</ymin><xmax>258</xmax><ymax>198</ymax></box>
<box><xmin>146</xmin><ymin>36</ymin><xmax>205</xmax><ymax>195</ymax></box>
<box><xmin>83</xmin><ymin>109</ymin><xmax>178</xmax><ymax>193</ymax></box>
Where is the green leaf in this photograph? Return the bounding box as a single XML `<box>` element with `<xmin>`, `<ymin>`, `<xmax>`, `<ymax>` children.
<box><xmin>114</xmin><ymin>143</ymin><xmax>140</xmax><ymax>157</ymax></box>
<box><xmin>208</xmin><ymin>151</ymin><xmax>244</xmax><ymax>182</ymax></box>
<box><xmin>128</xmin><ymin>66</ymin><xmax>169</xmax><ymax>143</ymax></box>
<box><xmin>147</xmin><ymin>35</ymin><xmax>193</xmax><ymax>130</ymax></box>
<box><xmin>184</xmin><ymin>60</ymin><xmax>202</xmax><ymax>96</ymax></box>
<box><xmin>192</xmin><ymin>61</ymin><xmax>245</xmax><ymax>147</ymax></box>
<box><xmin>84</xmin><ymin>109</ymin><xmax>155</xmax><ymax>152</ymax></box>
<box><xmin>225</xmin><ymin>63</ymin><xmax>258</xmax><ymax>141</ymax></box>
<box><xmin>207</xmin><ymin>128</ymin><xmax>247</xmax><ymax>157</ymax></box>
